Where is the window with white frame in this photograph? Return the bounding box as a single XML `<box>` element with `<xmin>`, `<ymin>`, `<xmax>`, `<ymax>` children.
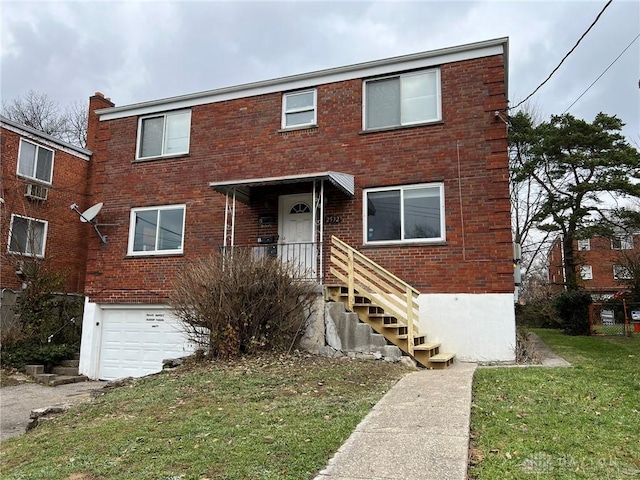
<box><xmin>17</xmin><ymin>139</ymin><xmax>54</xmax><ymax>184</ymax></box>
<box><xmin>364</xmin><ymin>69</ymin><xmax>441</xmax><ymax>130</ymax></box>
<box><xmin>8</xmin><ymin>214</ymin><xmax>47</xmax><ymax>257</ymax></box>
<box><xmin>611</xmin><ymin>236</ymin><xmax>633</xmax><ymax>250</ymax></box>
<box><xmin>128</xmin><ymin>205</ymin><xmax>185</xmax><ymax>255</ymax></box>
<box><xmin>580</xmin><ymin>265</ymin><xmax>593</xmax><ymax>280</ymax></box>
<box><xmin>282</xmin><ymin>90</ymin><xmax>316</xmax><ymax>128</ymax></box>
<box><xmin>364</xmin><ymin>183</ymin><xmax>444</xmax><ymax>244</ymax></box>
<box><xmin>137</xmin><ymin>110</ymin><xmax>191</xmax><ymax>159</ymax></box>
<box><xmin>577</xmin><ymin>239</ymin><xmax>591</xmax><ymax>251</ymax></box>
<box><xmin>613</xmin><ymin>265</ymin><xmax>632</xmax><ymax>280</ymax></box>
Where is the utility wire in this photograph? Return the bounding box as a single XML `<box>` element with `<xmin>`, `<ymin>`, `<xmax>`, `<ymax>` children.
<box><xmin>510</xmin><ymin>0</ymin><xmax>613</xmax><ymax>110</ymax></box>
<box><xmin>563</xmin><ymin>32</ymin><xmax>640</xmax><ymax>113</ymax></box>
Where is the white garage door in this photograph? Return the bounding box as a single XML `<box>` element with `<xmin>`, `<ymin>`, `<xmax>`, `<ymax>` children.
<box><xmin>99</xmin><ymin>308</ymin><xmax>195</xmax><ymax>380</ymax></box>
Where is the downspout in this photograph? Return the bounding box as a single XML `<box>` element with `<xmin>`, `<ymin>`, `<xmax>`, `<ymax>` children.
<box><xmin>319</xmin><ymin>180</ymin><xmax>325</xmax><ymax>283</ymax></box>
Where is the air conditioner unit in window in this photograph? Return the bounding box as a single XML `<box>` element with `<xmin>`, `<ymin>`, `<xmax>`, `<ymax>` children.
<box><xmin>24</xmin><ymin>183</ymin><xmax>48</xmax><ymax>201</ymax></box>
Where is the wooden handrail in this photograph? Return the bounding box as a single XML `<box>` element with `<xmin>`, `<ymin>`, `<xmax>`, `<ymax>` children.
<box><xmin>330</xmin><ymin>236</ymin><xmax>420</xmax><ymax>354</ymax></box>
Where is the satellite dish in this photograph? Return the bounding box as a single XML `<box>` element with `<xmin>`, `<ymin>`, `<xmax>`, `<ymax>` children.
<box><xmin>80</xmin><ymin>202</ymin><xmax>103</xmax><ymax>223</ymax></box>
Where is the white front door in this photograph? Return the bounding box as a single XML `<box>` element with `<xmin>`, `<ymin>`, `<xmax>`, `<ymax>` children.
<box><xmin>279</xmin><ymin>193</ymin><xmax>315</xmax><ymax>277</ymax></box>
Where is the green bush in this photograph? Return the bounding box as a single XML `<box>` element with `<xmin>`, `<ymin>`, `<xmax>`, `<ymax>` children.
<box><xmin>0</xmin><ymin>342</ymin><xmax>78</xmax><ymax>370</ymax></box>
<box><xmin>515</xmin><ymin>300</ymin><xmax>559</xmax><ymax>328</ymax></box>
<box><xmin>554</xmin><ymin>290</ymin><xmax>592</xmax><ymax>335</ymax></box>
<box><xmin>170</xmin><ymin>250</ymin><xmax>318</xmax><ymax>359</ymax></box>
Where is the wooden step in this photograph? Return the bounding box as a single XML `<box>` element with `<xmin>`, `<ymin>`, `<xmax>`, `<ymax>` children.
<box><xmin>413</xmin><ymin>342</ymin><xmax>440</xmax><ymax>351</ymax></box>
<box><xmin>427</xmin><ymin>353</ymin><xmax>455</xmax><ymax>369</ymax></box>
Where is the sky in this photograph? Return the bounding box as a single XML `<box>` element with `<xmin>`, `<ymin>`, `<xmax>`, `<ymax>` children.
<box><xmin>1</xmin><ymin>0</ymin><xmax>639</xmax><ymax>143</ymax></box>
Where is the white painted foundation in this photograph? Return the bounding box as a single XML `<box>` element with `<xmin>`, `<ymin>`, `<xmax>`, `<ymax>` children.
<box><xmin>418</xmin><ymin>293</ymin><xmax>516</xmax><ymax>362</ymax></box>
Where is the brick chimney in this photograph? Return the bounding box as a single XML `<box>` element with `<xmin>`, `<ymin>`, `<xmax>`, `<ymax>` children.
<box><xmin>86</xmin><ymin>92</ymin><xmax>115</xmax><ymax>153</ymax></box>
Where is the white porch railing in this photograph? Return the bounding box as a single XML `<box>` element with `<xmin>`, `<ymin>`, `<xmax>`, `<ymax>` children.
<box><xmin>220</xmin><ymin>242</ymin><xmax>320</xmax><ymax>281</ymax></box>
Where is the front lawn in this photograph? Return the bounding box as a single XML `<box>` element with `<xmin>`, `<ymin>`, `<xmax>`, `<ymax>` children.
<box><xmin>0</xmin><ymin>354</ymin><xmax>410</xmax><ymax>480</ymax></box>
<box><xmin>469</xmin><ymin>330</ymin><xmax>640</xmax><ymax>479</ymax></box>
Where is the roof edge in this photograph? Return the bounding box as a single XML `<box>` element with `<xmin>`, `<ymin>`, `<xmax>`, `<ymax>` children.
<box><xmin>98</xmin><ymin>37</ymin><xmax>508</xmax><ymax>120</ymax></box>
<box><xmin>0</xmin><ymin>115</ymin><xmax>92</xmax><ymax>158</ymax></box>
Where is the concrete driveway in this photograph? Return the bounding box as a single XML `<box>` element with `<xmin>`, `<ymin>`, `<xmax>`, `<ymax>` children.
<box><xmin>0</xmin><ymin>380</ymin><xmax>106</xmax><ymax>441</ymax></box>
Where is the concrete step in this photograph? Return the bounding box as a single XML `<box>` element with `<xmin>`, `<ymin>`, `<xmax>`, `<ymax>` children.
<box><xmin>25</xmin><ymin>365</ymin><xmax>45</xmax><ymax>376</ymax></box>
<box><xmin>34</xmin><ymin>373</ymin><xmax>89</xmax><ymax>386</ymax></box>
<box><xmin>59</xmin><ymin>359</ymin><xmax>80</xmax><ymax>368</ymax></box>
<box><xmin>52</xmin><ymin>366</ymin><xmax>80</xmax><ymax>376</ymax></box>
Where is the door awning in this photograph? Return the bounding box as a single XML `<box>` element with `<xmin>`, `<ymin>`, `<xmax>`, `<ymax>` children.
<box><xmin>209</xmin><ymin>171</ymin><xmax>355</xmax><ymax>204</ymax></box>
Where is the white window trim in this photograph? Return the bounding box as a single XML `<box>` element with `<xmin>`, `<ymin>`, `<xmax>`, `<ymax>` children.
<box><xmin>362</xmin><ymin>68</ymin><xmax>442</xmax><ymax>131</ymax></box>
<box><xmin>281</xmin><ymin>89</ymin><xmax>317</xmax><ymax>129</ymax></box>
<box><xmin>577</xmin><ymin>239</ymin><xmax>590</xmax><ymax>251</ymax></box>
<box><xmin>127</xmin><ymin>204</ymin><xmax>186</xmax><ymax>256</ymax></box>
<box><xmin>135</xmin><ymin>110</ymin><xmax>191</xmax><ymax>160</ymax></box>
<box><xmin>613</xmin><ymin>265</ymin><xmax>632</xmax><ymax>280</ymax></box>
<box><xmin>16</xmin><ymin>138</ymin><xmax>55</xmax><ymax>185</ymax></box>
<box><xmin>363</xmin><ymin>182</ymin><xmax>445</xmax><ymax>245</ymax></box>
<box><xmin>611</xmin><ymin>236</ymin><xmax>633</xmax><ymax>250</ymax></box>
<box><xmin>580</xmin><ymin>265</ymin><xmax>593</xmax><ymax>280</ymax></box>
<box><xmin>7</xmin><ymin>214</ymin><xmax>48</xmax><ymax>258</ymax></box>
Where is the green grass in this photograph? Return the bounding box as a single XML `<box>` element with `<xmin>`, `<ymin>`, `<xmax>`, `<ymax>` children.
<box><xmin>469</xmin><ymin>329</ymin><xmax>640</xmax><ymax>479</ymax></box>
<box><xmin>0</xmin><ymin>354</ymin><xmax>410</xmax><ymax>480</ymax></box>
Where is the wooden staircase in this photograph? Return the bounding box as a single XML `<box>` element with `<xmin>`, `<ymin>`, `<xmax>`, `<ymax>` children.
<box><xmin>327</xmin><ymin>236</ymin><xmax>455</xmax><ymax>369</ymax></box>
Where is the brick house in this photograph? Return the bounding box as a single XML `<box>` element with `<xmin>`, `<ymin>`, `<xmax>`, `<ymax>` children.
<box><xmin>79</xmin><ymin>38</ymin><xmax>516</xmax><ymax>379</ymax></box>
<box><xmin>1</xmin><ymin>115</ymin><xmax>92</xmax><ymax>294</ymax></box>
<box><xmin>548</xmin><ymin>234</ymin><xmax>639</xmax><ymax>299</ymax></box>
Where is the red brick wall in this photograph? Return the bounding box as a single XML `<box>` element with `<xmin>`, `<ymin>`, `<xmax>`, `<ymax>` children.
<box><xmin>548</xmin><ymin>235</ymin><xmax>639</xmax><ymax>296</ymax></box>
<box><xmin>85</xmin><ymin>54</ymin><xmax>513</xmax><ymax>303</ymax></box>
<box><xmin>1</xmin><ymin>127</ymin><xmax>91</xmax><ymax>293</ymax></box>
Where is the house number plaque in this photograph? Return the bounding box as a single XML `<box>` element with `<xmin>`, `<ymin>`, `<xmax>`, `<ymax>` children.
<box><xmin>325</xmin><ymin>215</ymin><xmax>341</xmax><ymax>224</ymax></box>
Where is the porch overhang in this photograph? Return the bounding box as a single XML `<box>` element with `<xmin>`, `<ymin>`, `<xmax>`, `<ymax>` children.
<box><xmin>209</xmin><ymin>171</ymin><xmax>355</xmax><ymax>204</ymax></box>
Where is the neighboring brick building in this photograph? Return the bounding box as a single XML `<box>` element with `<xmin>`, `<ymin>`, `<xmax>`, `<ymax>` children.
<box><xmin>79</xmin><ymin>38</ymin><xmax>516</xmax><ymax>379</ymax></box>
<box><xmin>548</xmin><ymin>234</ymin><xmax>639</xmax><ymax>299</ymax></box>
<box><xmin>1</xmin><ymin>115</ymin><xmax>92</xmax><ymax>293</ymax></box>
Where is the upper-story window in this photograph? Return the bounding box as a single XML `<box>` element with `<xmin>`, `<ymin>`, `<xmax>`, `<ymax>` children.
<box><xmin>8</xmin><ymin>214</ymin><xmax>47</xmax><ymax>258</ymax></box>
<box><xmin>613</xmin><ymin>265</ymin><xmax>632</xmax><ymax>280</ymax></box>
<box><xmin>577</xmin><ymin>239</ymin><xmax>591</xmax><ymax>251</ymax></box>
<box><xmin>580</xmin><ymin>265</ymin><xmax>593</xmax><ymax>280</ymax></box>
<box><xmin>137</xmin><ymin>110</ymin><xmax>191</xmax><ymax>159</ymax></box>
<box><xmin>364</xmin><ymin>182</ymin><xmax>445</xmax><ymax>244</ymax></box>
<box><xmin>128</xmin><ymin>204</ymin><xmax>185</xmax><ymax>256</ymax></box>
<box><xmin>364</xmin><ymin>69</ymin><xmax>441</xmax><ymax>130</ymax></box>
<box><xmin>17</xmin><ymin>139</ymin><xmax>54</xmax><ymax>184</ymax></box>
<box><xmin>282</xmin><ymin>90</ymin><xmax>317</xmax><ymax>129</ymax></box>
<box><xmin>611</xmin><ymin>235</ymin><xmax>633</xmax><ymax>250</ymax></box>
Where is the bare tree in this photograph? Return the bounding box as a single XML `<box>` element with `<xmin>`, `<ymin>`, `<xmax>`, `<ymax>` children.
<box><xmin>63</xmin><ymin>100</ymin><xmax>88</xmax><ymax>148</ymax></box>
<box><xmin>2</xmin><ymin>90</ymin><xmax>87</xmax><ymax>148</ymax></box>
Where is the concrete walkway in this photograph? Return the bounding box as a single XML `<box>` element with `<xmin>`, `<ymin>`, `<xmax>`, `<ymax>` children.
<box><xmin>315</xmin><ymin>362</ymin><xmax>476</xmax><ymax>480</ymax></box>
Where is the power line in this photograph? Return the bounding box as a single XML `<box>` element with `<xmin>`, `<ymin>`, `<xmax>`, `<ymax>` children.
<box><xmin>563</xmin><ymin>32</ymin><xmax>640</xmax><ymax>113</ymax></box>
<box><xmin>510</xmin><ymin>0</ymin><xmax>613</xmax><ymax>110</ymax></box>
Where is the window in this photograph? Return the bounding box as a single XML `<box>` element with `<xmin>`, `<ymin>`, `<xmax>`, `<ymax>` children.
<box><xmin>282</xmin><ymin>90</ymin><xmax>316</xmax><ymax>129</ymax></box>
<box><xmin>8</xmin><ymin>215</ymin><xmax>47</xmax><ymax>257</ymax></box>
<box><xmin>137</xmin><ymin>110</ymin><xmax>191</xmax><ymax>159</ymax></box>
<box><xmin>364</xmin><ymin>183</ymin><xmax>444</xmax><ymax>244</ymax></box>
<box><xmin>611</xmin><ymin>236</ymin><xmax>633</xmax><ymax>250</ymax></box>
<box><xmin>580</xmin><ymin>265</ymin><xmax>593</xmax><ymax>280</ymax></box>
<box><xmin>128</xmin><ymin>205</ymin><xmax>185</xmax><ymax>255</ymax></box>
<box><xmin>577</xmin><ymin>239</ymin><xmax>591</xmax><ymax>251</ymax></box>
<box><xmin>17</xmin><ymin>139</ymin><xmax>54</xmax><ymax>184</ymax></box>
<box><xmin>613</xmin><ymin>265</ymin><xmax>632</xmax><ymax>280</ymax></box>
<box><xmin>364</xmin><ymin>69</ymin><xmax>440</xmax><ymax>130</ymax></box>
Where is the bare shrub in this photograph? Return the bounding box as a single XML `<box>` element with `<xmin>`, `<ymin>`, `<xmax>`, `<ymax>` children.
<box><xmin>515</xmin><ymin>329</ymin><xmax>540</xmax><ymax>364</ymax></box>
<box><xmin>170</xmin><ymin>250</ymin><xmax>318</xmax><ymax>359</ymax></box>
